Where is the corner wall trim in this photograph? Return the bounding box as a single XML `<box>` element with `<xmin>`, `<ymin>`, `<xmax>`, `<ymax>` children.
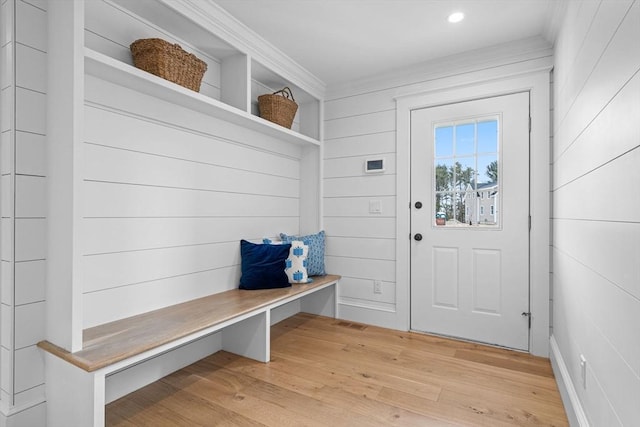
<box><xmin>550</xmin><ymin>335</ymin><xmax>590</xmax><ymax>427</ymax></box>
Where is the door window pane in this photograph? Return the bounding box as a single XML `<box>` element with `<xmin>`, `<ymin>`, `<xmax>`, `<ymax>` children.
<box><xmin>435</xmin><ymin>126</ymin><xmax>454</xmax><ymax>157</ymax></box>
<box><xmin>455</xmin><ymin>123</ymin><xmax>475</xmax><ymax>155</ymax></box>
<box><xmin>433</xmin><ymin>117</ymin><xmax>499</xmax><ymax>228</ymax></box>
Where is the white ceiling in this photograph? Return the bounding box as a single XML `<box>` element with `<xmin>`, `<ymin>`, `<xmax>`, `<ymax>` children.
<box><xmin>213</xmin><ymin>0</ymin><xmax>559</xmax><ymax>87</ymax></box>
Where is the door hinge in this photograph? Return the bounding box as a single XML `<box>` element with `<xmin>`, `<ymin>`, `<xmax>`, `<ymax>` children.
<box><xmin>529</xmin><ymin>215</ymin><xmax>532</xmax><ymax>231</ymax></box>
<box><xmin>529</xmin><ymin>116</ymin><xmax>532</xmax><ymax>133</ymax></box>
<box><xmin>522</xmin><ymin>311</ymin><xmax>532</xmax><ymax>329</ymax></box>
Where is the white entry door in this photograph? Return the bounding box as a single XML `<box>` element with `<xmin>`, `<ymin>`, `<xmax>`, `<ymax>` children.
<box><xmin>410</xmin><ymin>92</ymin><xmax>530</xmax><ymax>351</ymax></box>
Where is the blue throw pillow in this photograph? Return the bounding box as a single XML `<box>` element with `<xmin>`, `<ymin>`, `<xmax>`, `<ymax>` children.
<box><xmin>279</xmin><ymin>231</ymin><xmax>326</xmax><ymax>276</ymax></box>
<box><xmin>239</xmin><ymin>240</ymin><xmax>292</xmax><ymax>290</ymax></box>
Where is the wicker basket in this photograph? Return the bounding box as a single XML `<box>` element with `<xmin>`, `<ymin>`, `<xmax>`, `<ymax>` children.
<box><xmin>130</xmin><ymin>38</ymin><xmax>207</xmax><ymax>92</ymax></box>
<box><xmin>258</xmin><ymin>87</ymin><xmax>298</xmax><ymax>129</ymax></box>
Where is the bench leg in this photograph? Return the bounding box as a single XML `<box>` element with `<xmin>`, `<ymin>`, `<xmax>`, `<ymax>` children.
<box><xmin>301</xmin><ymin>283</ymin><xmax>337</xmax><ymax>317</ymax></box>
<box><xmin>221</xmin><ymin>311</ymin><xmax>270</xmax><ymax>362</ymax></box>
<box><xmin>44</xmin><ymin>352</ymin><xmax>106</xmax><ymax>427</ymax></box>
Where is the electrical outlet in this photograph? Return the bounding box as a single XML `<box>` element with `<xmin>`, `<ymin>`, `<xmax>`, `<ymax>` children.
<box><xmin>580</xmin><ymin>355</ymin><xmax>587</xmax><ymax>389</ymax></box>
<box><xmin>373</xmin><ymin>280</ymin><xmax>382</xmax><ymax>294</ymax></box>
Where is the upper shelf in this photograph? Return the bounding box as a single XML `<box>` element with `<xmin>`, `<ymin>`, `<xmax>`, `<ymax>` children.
<box><xmin>84</xmin><ymin>48</ymin><xmax>321</xmax><ymax>147</ymax></box>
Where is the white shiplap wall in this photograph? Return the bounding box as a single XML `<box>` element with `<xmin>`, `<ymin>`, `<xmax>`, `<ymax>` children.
<box><xmin>0</xmin><ymin>0</ymin><xmax>47</xmax><ymax>424</ymax></box>
<box><xmin>324</xmin><ymin>37</ymin><xmax>553</xmax><ymax>331</ymax></box>
<box><xmin>79</xmin><ymin>2</ymin><xmax>307</xmax><ymax>326</ymax></box>
<box><xmin>551</xmin><ymin>0</ymin><xmax>640</xmax><ymax>425</ymax></box>
<box><xmin>82</xmin><ymin>75</ymin><xmax>303</xmax><ymax>327</ymax></box>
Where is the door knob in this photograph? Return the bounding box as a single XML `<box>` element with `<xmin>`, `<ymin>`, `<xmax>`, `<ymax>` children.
<box><xmin>414</xmin><ymin>233</ymin><xmax>423</xmax><ymax>241</ymax></box>
<box><xmin>414</xmin><ymin>201</ymin><xmax>423</xmax><ymax>209</ymax></box>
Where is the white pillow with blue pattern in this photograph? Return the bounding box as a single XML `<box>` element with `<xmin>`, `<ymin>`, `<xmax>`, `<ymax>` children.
<box><xmin>280</xmin><ymin>230</ymin><xmax>326</xmax><ymax>276</ymax></box>
<box><xmin>285</xmin><ymin>240</ymin><xmax>312</xmax><ymax>284</ymax></box>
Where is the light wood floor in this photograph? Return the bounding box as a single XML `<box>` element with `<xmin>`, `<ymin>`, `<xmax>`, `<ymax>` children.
<box><xmin>106</xmin><ymin>313</ymin><xmax>568</xmax><ymax>426</ymax></box>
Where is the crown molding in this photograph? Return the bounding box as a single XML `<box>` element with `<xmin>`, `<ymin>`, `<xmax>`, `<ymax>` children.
<box><xmin>166</xmin><ymin>0</ymin><xmax>326</xmax><ymax>100</ymax></box>
<box><xmin>326</xmin><ymin>36</ymin><xmax>553</xmax><ymax>101</ymax></box>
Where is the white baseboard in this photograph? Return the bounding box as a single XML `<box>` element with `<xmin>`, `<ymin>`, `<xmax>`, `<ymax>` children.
<box><xmin>550</xmin><ymin>335</ymin><xmax>590</xmax><ymax>427</ymax></box>
<box><xmin>0</xmin><ymin>402</ymin><xmax>46</xmax><ymax>427</ymax></box>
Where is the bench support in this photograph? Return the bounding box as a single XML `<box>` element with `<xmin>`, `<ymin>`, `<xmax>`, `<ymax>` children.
<box><xmin>45</xmin><ymin>352</ymin><xmax>106</xmax><ymax>427</ymax></box>
<box><xmin>221</xmin><ymin>311</ymin><xmax>270</xmax><ymax>362</ymax></box>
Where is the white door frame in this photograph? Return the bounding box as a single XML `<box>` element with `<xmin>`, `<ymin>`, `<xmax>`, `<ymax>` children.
<box><xmin>395</xmin><ymin>70</ymin><xmax>551</xmax><ymax>356</ymax></box>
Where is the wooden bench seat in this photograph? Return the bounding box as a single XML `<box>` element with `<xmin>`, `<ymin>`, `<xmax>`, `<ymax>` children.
<box><xmin>38</xmin><ymin>274</ymin><xmax>340</xmax><ymax>427</ymax></box>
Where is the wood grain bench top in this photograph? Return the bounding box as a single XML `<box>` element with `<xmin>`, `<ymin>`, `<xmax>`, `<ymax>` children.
<box><xmin>37</xmin><ymin>275</ymin><xmax>340</xmax><ymax>372</ymax></box>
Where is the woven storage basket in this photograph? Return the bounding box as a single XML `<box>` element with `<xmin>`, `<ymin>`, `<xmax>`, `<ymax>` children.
<box><xmin>258</xmin><ymin>87</ymin><xmax>298</xmax><ymax>129</ymax></box>
<box><xmin>130</xmin><ymin>38</ymin><xmax>207</xmax><ymax>92</ymax></box>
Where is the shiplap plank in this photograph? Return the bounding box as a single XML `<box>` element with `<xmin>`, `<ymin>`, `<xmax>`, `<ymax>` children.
<box><xmin>14</xmin><ymin>218</ymin><xmax>45</xmax><ymax>261</ymax></box>
<box><xmin>83</xmin><ymin>143</ymin><xmax>299</xmax><ymax>198</ymax></box>
<box><xmin>14</xmin><ymin>301</ymin><xmax>44</xmax><ymax>349</ymax></box>
<box><xmin>324</xmin><ymin>175</ymin><xmax>395</xmax><ymax>198</ymax></box>
<box><xmin>324</xmin><ymin>196</ymin><xmax>396</xmax><ymax>218</ymax></box>
<box><xmin>324</xmin><ymin>153</ymin><xmax>396</xmax><ymax>178</ymax></box>
<box><xmin>15</xmin><ymin>43</ymin><xmax>45</xmax><ymax>93</ymax></box>
<box><xmin>0</xmin><ymin>175</ymin><xmax>11</xmax><ymax>217</ymax></box>
<box><xmin>554</xmin><ymin>219</ymin><xmax>639</xmax><ymax>300</ymax></box>
<box><xmin>324</xmin><ymin>217</ymin><xmax>395</xmax><ymax>240</ymax></box>
<box><xmin>13</xmin><ymin>386</ymin><xmax>45</xmax><ymax>415</ymax></box>
<box><xmin>0</xmin><ymin>1</ymin><xmax>13</xmax><ymax>48</ymax></box>
<box><xmin>84</xmin><ymin>105</ymin><xmax>300</xmax><ymax>179</ymax></box>
<box><xmin>14</xmin><ymin>260</ymin><xmax>45</xmax><ymax>305</ymax></box>
<box><xmin>324</xmin><ymin>131</ymin><xmax>395</xmax><ymax>160</ymax></box>
<box><xmin>0</xmin><ymin>87</ymin><xmax>12</xmax><ymax>133</ymax></box>
<box><xmin>83</xmin><ymin>266</ymin><xmax>240</xmax><ymax>328</ymax></box>
<box><xmin>15</xmin><ymin>131</ymin><xmax>45</xmax><ymax>176</ymax></box>
<box><xmin>1</xmin><ymin>261</ymin><xmax>12</xmax><ymax>305</ymax></box>
<box><xmin>324</xmin><ymin>90</ymin><xmax>396</xmax><ymax>121</ymax></box>
<box><xmin>15</xmin><ymin>175</ymin><xmax>45</xmax><ymax>218</ymax></box>
<box><xmin>1</xmin><ymin>305</ymin><xmax>10</xmax><ymax>348</ymax></box>
<box><xmin>13</xmin><ymin>345</ymin><xmax>43</xmax><ymax>393</ymax></box>
<box><xmin>1</xmin><ymin>348</ymin><xmax>12</xmax><ymax>393</ymax></box>
<box><xmin>0</xmin><ymin>48</ymin><xmax>10</xmax><ymax>92</ymax></box>
<box><xmin>15</xmin><ymin>0</ymin><xmax>45</xmax><ymax>52</ymax></box>
<box><xmin>324</xmin><ymin>110</ymin><xmax>395</xmax><ymax>140</ymax></box>
<box><xmin>0</xmin><ymin>218</ymin><xmax>12</xmax><ymax>262</ymax></box>
<box><xmin>1</xmin><ymin>131</ymin><xmax>11</xmax><ymax>174</ymax></box>
<box><xmin>83</xmin><ymin>217</ymin><xmax>298</xmax><ymax>255</ymax></box>
<box><xmin>554</xmin><ymin>71</ymin><xmax>640</xmax><ymax>189</ymax></box>
<box><xmin>553</xmin><ymin>147</ymin><xmax>640</xmax><ymax>222</ymax></box>
<box><xmin>325</xmin><ymin>236</ymin><xmax>395</xmax><ymax>261</ymax></box>
<box><xmin>325</xmin><ymin>255</ymin><xmax>395</xmax><ymax>283</ymax></box>
<box><xmin>337</xmin><ymin>276</ymin><xmax>396</xmax><ymax>305</ymax></box>
<box><xmin>83</xmin><ymin>181</ymin><xmax>299</xmax><ymax>218</ymax></box>
<box><xmin>15</xmin><ymin>87</ymin><xmax>45</xmax><ymax>134</ymax></box>
<box><xmin>83</xmin><ymin>241</ymin><xmax>240</xmax><ymax>293</ymax></box>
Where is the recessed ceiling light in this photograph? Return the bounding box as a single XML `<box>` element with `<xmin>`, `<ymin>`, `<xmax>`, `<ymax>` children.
<box><xmin>448</xmin><ymin>12</ymin><xmax>465</xmax><ymax>23</ymax></box>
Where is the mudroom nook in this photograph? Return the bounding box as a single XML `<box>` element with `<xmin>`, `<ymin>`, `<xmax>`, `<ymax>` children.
<box><xmin>0</xmin><ymin>0</ymin><xmax>637</xmax><ymax>425</ymax></box>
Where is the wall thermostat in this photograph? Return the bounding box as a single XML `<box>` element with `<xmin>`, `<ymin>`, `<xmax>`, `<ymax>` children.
<box><xmin>365</xmin><ymin>158</ymin><xmax>385</xmax><ymax>173</ymax></box>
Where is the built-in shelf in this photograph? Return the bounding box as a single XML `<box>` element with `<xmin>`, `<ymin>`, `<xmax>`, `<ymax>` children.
<box><xmin>84</xmin><ymin>48</ymin><xmax>321</xmax><ymax>147</ymax></box>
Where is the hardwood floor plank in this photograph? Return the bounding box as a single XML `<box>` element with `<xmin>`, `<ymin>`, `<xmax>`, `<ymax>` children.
<box><xmin>106</xmin><ymin>314</ymin><xmax>568</xmax><ymax>426</ymax></box>
<box><xmin>454</xmin><ymin>349</ymin><xmax>555</xmax><ymax>377</ymax></box>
